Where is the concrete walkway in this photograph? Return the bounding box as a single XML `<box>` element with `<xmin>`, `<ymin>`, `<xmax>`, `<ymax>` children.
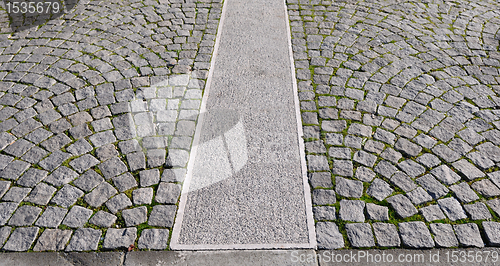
<box><xmin>170</xmin><ymin>0</ymin><xmax>314</xmax><ymax>249</ymax></box>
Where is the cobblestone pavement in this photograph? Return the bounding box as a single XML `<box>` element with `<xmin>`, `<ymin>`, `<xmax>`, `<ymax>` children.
<box><xmin>0</xmin><ymin>0</ymin><xmax>222</xmax><ymax>251</ymax></box>
<box><xmin>288</xmin><ymin>0</ymin><xmax>500</xmax><ymax>248</ymax></box>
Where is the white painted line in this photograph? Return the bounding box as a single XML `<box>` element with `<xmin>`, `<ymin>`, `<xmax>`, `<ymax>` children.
<box><xmin>169</xmin><ymin>0</ymin><xmax>229</xmax><ymax>250</ymax></box>
<box><xmin>283</xmin><ymin>0</ymin><xmax>317</xmax><ymax>249</ymax></box>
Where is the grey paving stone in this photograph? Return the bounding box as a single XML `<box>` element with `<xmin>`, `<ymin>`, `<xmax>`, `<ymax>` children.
<box><xmin>328</xmin><ymin>147</ymin><xmax>351</xmax><ymax>159</ymax></box>
<box><xmin>432</xmin><ymin>144</ymin><xmax>461</xmax><ymax>163</ymax></box>
<box><xmin>148</xmin><ymin>205</ymin><xmax>177</xmax><ymax>227</ymax></box>
<box><xmin>438</xmin><ymin>197</ymin><xmax>468</xmax><ymax>221</ymax></box>
<box><xmin>106</xmin><ymin>193</ymin><xmax>133</xmax><ymax>214</ymax></box>
<box><xmin>387</xmin><ymin>194</ymin><xmax>418</xmax><ymax>219</ymax></box>
<box><xmin>99</xmin><ymin>157</ymin><xmax>127</xmax><ymax>179</ymax></box>
<box><xmin>33</xmin><ymin>229</ymin><xmax>72</xmax><ymax>251</ymax></box>
<box><xmin>450</xmin><ymin>182</ymin><xmax>479</xmax><ymax>203</ymax></box>
<box><xmin>374</xmin><ymin>128</ymin><xmax>396</xmax><ymax>145</ymax></box>
<box><xmin>39</xmin><ymin>151</ymin><xmax>71</xmax><ymax>171</ymax></box>
<box><xmin>374</xmin><ymin>160</ymin><xmax>398</xmax><ymax>178</ymax></box>
<box><xmin>366</xmin><ymin>203</ymin><xmax>389</xmax><ymax>221</ymax></box>
<box><xmin>454</xmin><ymin>223</ymin><xmax>484</xmax><ymax>248</ymax></box>
<box><xmin>467</xmin><ymin>151</ymin><xmax>495</xmax><ymax>170</ymax></box>
<box><xmin>430</xmin><ymin>165</ymin><xmax>461</xmax><ymax>185</ymax></box>
<box><xmin>95</xmin><ymin>144</ymin><xmax>119</xmax><ymax>161</ymax></box>
<box><xmin>8</xmin><ymin>205</ymin><xmax>41</xmax><ymax>226</ymax></box>
<box><xmin>331</xmin><ymin>159</ymin><xmax>353</xmax><ymax>177</ymax></box>
<box><xmin>0</xmin><ymin>160</ymin><xmax>30</xmax><ymax>180</ymax></box>
<box><xmin>89</xmin><ymin>130</ymin><xmax>116</xmax><ymax>148</ymax></box>
<box><xmin>363</xmin><ymin>140</ymin><xmax>385</xmax><ymax>154</ymax></box>
<box><xmin>395</xmin><ymin>138</ymin><xmax>422</xmax><ymax>157</ymax></box>
<box><xmin>452</xmin><ymin>159</ymin><xmax>485</xmax><ymax>181</ymax></box>
<box><xmin>73</xmin><ymin>170</ymin><xmax>104</xmax><ymax>192</ymax></box>
<box><xmin>20</xmin><ymin>146</ymin><xmax>48</xmax><ymax>164</ymax></box>
<box><xmin>2</xmin><ymin>227</ymin><xmax>38</xmax><ymax>251</ymax></box>
<box><xmin>471</xmin><ymin>179</ymin><xmax>500</xmax><ymax>197</ymax></box>
<box><xmin>2</xmin><ymin>187</ymin><xmax>31</xmax><ymax>202</ymax></box>
<box><xmin>489</xmin><ymin>171</ymin><xmax>500</xmax><ymax>190</ymax></box>
<box><xmin>347</xmin><ymin>123</ymin><xmax>372</xmax><ymax>137</ymax></box>
<box><xmin>133</xmin><ymin>187</ymin><xmax>153</xmax><ymax>205</ymax></box>
<box><xmin>123</xmin><ymin>206</ymin><xmax>148</xmax><ymax>227</ymax></box>
<box><xmin>345</xmin><ymin>223</ymin><xmax>375</xmax><ymax>248</ymax></box>
<box><xmin>463</xmin><ymin>202</ymin><xmax>492</xmax><ymax>220</ymax></box>
<box><xmin>308</xmin><ymin>172</ymin><xmax>333</xmax><ymax>188</ymax></box>
<box><xmin>70</xmin><ymin>154</ymin><xmax>100</xmax><ymax>173</ymax></box>
<box><xmin>65</xmin><ymin>228</ymin><xmax>101</xmax><ymax>251</ymax></box>
<box><xmin>335</xmin><ymin>176</ymin><xmax>363</xmax><ymax>198</ymax></box>
<box><xmin>25</xmin><ymin>182</ymin><xmax>57</xmax><ymax>205</ymax></box>
<box><xmin>416</xmin><ymin>153</ymin><xmax>441</xmax><ymax>168</ymax></box>
<box><xmin>354</xmin><ymin>166</ymin><xmax>375</xmax><ymax>182</ymax></box>
<box><xmin>413</xmin><ymin>133</ymin><xmax>437</xmax><ymax>149</ymax></box>
<box><xmin>37</xmin><ymin>109</ymin><xmax>61</xmax><ymax>125</ymax></box>
<box><xmin>339</xmin><ymin>200</ymin><xmax>365</xmax><ymax>222</ymax></box>
<box><xmin>430</xmin><ymin>223</ymin><xmax>458</xmax><ymax>247</ymax></box>
<box><xmin>312</xmin><ymin>189</ymin><xmax>336</xmax><ymax>205</ymax></box>
<box><xmin>483</xmin><ymin>221</ymin><xmax>500</xmax><ymax>246</ymax></box>
<box><xmin>419</xmin><ymin>203</ymin><xmax>445</xmax><ymax>223</ymax></box>
<box><xmin>112</xmin><ymin>173</ymin><xmax>137</xmax><ymax>193</ymax></box>
<box><xmin>118</xmin><ymin>139</ymin><xmax>141</xmax><ymax>154</ymax></box>
<box><xmin>325</xmin><ymin>133</ymin><xmax>342</xmax><ymax>145</ymax></box>
<box><xmin>89</xmin><ymin>211</ymin><xmax>117</xmax><ymax>228</ymax></box>
<box><xmin>0</xmin><ymin>181</ymin><xmax>9</xmax><ymax>199</ymax></box>
<box><xmin>0</xmin><ymin>226</ymin><xmax>11</xmax><ymax>247</ymax></box>
<box><xmin>373</xmin><ymin>223</ymin><xmax>400</xmax><ymax>247</ymax></box>
<box><xmin>161</xmin><ymin>168</ymin><xmax>186</xmax><ymax>183</ymax></box>
<box><xmin>313</xmin><ymin>206</ymin><xmax>336</xmax><ymax>221</ymax></box>
<box><xmin>486</xmin><ymin>198</ymin><xmax>500</xmax><ymax>217</ymax></box>
<box><xmin>0</xmin><ymin>132</ymin><xmax>17</xmax><ymax>151</ymax></box>
<box><xmin>91</xmin><ymin>118</ymin><xmax>113</xmax><ymax>132</ymax></box>
<box><xmin>399</xmin><ymin>221</ymin><xmax>434</xmax><ymax>248</ymax></box>
<box><xmin>85</xmin><ymin>182</ymin><xmax>117</xmax><ymax>208</ymax></box>
<box><xmin>16</xmin><ymin>168</ymin><xmax>48</xmax><ymax>188</ymax></box>
<box><xmin>62</xmin><ymin>206</ymin><xmax>93</xmax><ymax>228</ymax></box>
<box><xmin>397</xmin><ymin>160</ymin><xmax>425</xmax><ymax>178</ymax></box>
<box><xmin>50</xmin><ymin>184</ymin><xmax>84</xmax><ymax>208</ymax></box>
<box><xmin>477</xmin><ymin>142</ymin><xmax>500</xmax><ymax>162</ymax></box>
<box><xmin>458</xmin><ymin>128</ymin><xmax>485</xmax><ymax>145</ymax></box>
<box><xmin>0</xmin><ymin>154</ymin><xmax>14</xmax><ymax>170</ymax></box>
<box><xmin>353</xmin><ymin>150</ymin><xmax>377</xmax><ymax>167</ymax></box>
<box><xmin>139</xmin><ymin>169</ymin><xmax>160</xmax><ymax>187</ymax></box>
<box><xmin>126</xmin><ymin>152</ymin><xmax>146</xmax><ymax>172</ymax></box>
<box><xmin>138</xmin><ymin>229</ymin><xmax>170</xmax><ymax>250</ymax></box>
<box><xmin>316</xmin><ymin>222</ymin><xmax>344</xmax><ymax>249</ymax></box>
<box><xmin>367</xmin><ymin>178</ymin><xmax>393</xmax><ymax>201</ymax></box>
<box><xmin>67</xmin><ymin>139</ymin><xmax>93</xmax><ymax>156</ymax></box>
<box><xmin>407</xmin><ymin>187</ymin><xmax>432</xmax><ymax>205</ymax></box>
<box><xmin>40</xmin><ymin>133</ymin><xmax>72</xmax><ymax>152</ymax></box>
<box><xmin>103</xmin><ymin>228</ymin><xmax>137</xmax><ymax>250</ymax></box>
<box><xmin>0</xmin><ymin>202</ymin><xmax>18</xmax><ymax>225</ymax></box>
<box><xmin>35</xmin><ymin>206</ymin><xmax>67</xmax><ymax>228</ymax></box>
<box><xmin>321</xmin><ymin>120</ymin><xmax>346</xmax><ymax>132</ymax></box>
<box><xmin>416</xmin><ymin>174</ymin><xmax>449</xmax><ymax>199</ymax></box>
<box><xmin>24</xmin><ymin>128</ymin><xmax>52</xmax><ymax>144</ymax></box>
<box><xmin>390</xmin><ymin>171</ymin><xmax>417</xmax><ymax>192</ymax></box>
<box><xmin>155</xmin><ymin>182</ymin><xmax>181</xmax><ymax>204</ymax></box>
<box><xmin>3</xmin><ymin>139</ymin><xmax>34</xmax><ymax>157</ymax></box>
<box><xmin>380</xmin><ymin>148</ymin><xmax>402</xmax><ymax>164</ymax></box>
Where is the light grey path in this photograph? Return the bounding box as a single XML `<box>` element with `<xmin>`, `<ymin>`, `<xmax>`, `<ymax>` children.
<box><xmin>171</xmin><ymin>0</ymin><xmax>314</xmax><ymax>249</ymax></box>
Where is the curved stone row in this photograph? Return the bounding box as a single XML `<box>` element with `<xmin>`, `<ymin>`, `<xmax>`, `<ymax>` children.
<box><xmin>0</xmin><ymin>0</ymin><xmax>222</xmax><ymax>251</ymax></box>
<box><xmin>288</xmin><ymin>0</ymin><xmax>500</xmax><ymax>248</ymax></box>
